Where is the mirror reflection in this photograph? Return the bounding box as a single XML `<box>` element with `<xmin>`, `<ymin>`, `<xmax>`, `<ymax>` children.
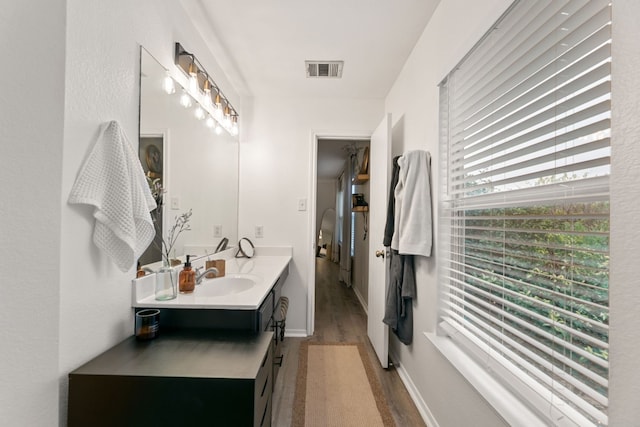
<box><xmin>139</xmin><ymin>47</ymin><xmax>239</xmax><ymax>265</ymax></box>
<box><xmin>317</xmin><ymin>208</ymin><xmax>336</xmax><ymax>259</ymax></box>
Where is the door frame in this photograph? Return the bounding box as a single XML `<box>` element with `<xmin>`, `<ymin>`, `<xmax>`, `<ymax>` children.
<box><xmin>307</xmin><ymin>129</ymin><xmax>373</xmax><ymax>336</ymax></box>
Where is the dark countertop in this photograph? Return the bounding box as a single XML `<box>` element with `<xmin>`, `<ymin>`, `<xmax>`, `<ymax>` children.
<box><xmin>70</xmin><ymin>329</ymin><xmax>273</xmax><ymax>380</ymax></box>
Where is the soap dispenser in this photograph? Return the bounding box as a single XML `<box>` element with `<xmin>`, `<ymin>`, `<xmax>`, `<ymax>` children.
<box><xmin>179</xmin><ymin>255</ymin><xmax>196</xmax><ymax>294</ymax></box>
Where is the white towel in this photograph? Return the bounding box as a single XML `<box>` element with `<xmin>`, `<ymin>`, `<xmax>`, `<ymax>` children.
<box><xmin>391</xmin><ymin>150</ymin><xmax>432</xmax><ymax>257</ymax></box>
<box><xmin>69</xmin><ymin>121</ymin><xmax>157</xmax><ymax>272</ymax></box>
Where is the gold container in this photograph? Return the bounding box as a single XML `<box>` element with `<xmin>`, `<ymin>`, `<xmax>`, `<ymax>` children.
<box><xmin>206</xmin><ymin>259</ymin><xmax>225</xmax><ymax>278</ymax></box>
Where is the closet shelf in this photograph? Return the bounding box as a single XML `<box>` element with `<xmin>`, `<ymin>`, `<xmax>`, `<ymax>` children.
<box><xmin>352</xmin><ymin>206</ymin><xmax>369</xmax><ymax>212</ymax></box>
<box><xmin>352</xmin><ymin>174</ymin><xmax>369</xmax><ymax>184</ymax></box>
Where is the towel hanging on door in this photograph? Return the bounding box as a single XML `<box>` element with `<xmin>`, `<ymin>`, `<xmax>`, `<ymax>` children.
<box><xmin>383</xmin><ymin>249</ymin><xmax>415</xmax><ymax>345</ymax></box>
<box><xmin>68</xmin><ymin>121</ymin><xmax>157</xmax><ymax>272</ymax></box>
<box><xmin>383</xmin><ymin>155</ymin><xmax>401</xmax><ymax>247</ymax></box>
<box><xmin>391</xmin><ymin>150</ymin><xmax>433</xmax><ymax>257</ymax></box>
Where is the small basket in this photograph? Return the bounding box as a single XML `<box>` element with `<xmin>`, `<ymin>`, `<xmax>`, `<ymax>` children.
<box><xmin>274</xmin><ymin>296</ymin><xmax>289</xmax><ymax>342</ymax></box>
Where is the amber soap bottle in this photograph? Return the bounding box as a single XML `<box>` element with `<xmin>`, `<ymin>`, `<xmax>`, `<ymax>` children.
<box><xmin>179</xmin><ymin>255</ymin><xmax>195</xmax><ymax>293</ymax></box>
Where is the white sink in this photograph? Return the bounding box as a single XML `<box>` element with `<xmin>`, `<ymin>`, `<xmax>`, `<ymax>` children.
<box><xmin>195</xmin><ymin>274</ymin><xmax>260</xmax><ymax>297</ymax></box>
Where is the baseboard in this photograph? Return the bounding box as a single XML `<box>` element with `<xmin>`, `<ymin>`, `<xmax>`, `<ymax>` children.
<box><xmin>389</xmin><ymin>349</ymin><xmax>440</xmax><ymax>427</ymax></box>
<box><xmin>352</xmin><ymin>286</ymin><xmax>368</xmax><ymax>316</ymax></box>
<box><xmin>284</xmin><ymin>329</ymin><xmax>308</xmax><ymax>338</ymax></box>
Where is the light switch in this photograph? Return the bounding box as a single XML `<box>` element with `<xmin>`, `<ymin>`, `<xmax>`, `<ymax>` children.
<box><xmin>170</xmin><ymin>196</ymin><xmax>180</xmax><ymax>210</ymax></box>
<box><xmin>298</xmin><ymin>198</ymin><xmax>307</xmax><ymax>211</ymax></box>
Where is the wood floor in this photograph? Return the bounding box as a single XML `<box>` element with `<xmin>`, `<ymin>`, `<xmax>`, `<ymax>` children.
<box><xmin>271</xmin><ymin>257</ymin><xmax>427</xmax><ymax>426</ymax></box>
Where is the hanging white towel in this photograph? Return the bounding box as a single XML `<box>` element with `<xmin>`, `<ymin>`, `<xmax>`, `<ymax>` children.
<box><xmin>391</xmin><ymin>150</ymin><xmax>432</xmax><ymax>257</ymax></box>
<box><xmin>69</xmin><ymin>121</ymin><xmax>157</xmax><ymax>272</ymax></box>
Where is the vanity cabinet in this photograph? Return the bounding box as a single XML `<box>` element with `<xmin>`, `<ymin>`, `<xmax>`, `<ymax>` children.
<box><xmin>137</xmin><ymin>263</ymin><xmax>289</xmax><ymax>386</ymax></box>
<box><xmin>68</xmin><ymin>330</ymin><xmax>273</xmax><ymax>427</ymax></box>
<box><xmin>145</xmin><ymin>264</ymin><xmax>289</xmax><ymax>335</ymax></box>
<box><xmin>270</xmin><ymin>270</ymin><xmax>286</xmax><ymax>382</ymax></box>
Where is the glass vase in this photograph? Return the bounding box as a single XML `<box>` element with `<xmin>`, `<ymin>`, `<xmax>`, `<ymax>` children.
<box><xmin>155</xmin><ymin>261</ymin><xmax>177</xmax><ymax>300</ymax></box>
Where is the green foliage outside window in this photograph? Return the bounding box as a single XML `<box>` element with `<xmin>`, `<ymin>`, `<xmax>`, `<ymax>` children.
<box><xmin>460</xmin><ymin>200</ymin><xmax>609</xmax><ymax>402</ymax></box>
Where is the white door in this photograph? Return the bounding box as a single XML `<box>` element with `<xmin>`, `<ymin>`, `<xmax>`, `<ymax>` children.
<box><xmin>367</xmin><ymin>113</ymin><xmax>392</xmax><ymax>368</ymax></box>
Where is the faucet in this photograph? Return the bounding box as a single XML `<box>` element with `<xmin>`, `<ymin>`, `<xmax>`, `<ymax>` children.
<box><xmin>196</xmin><ymin>267</ymin><xmax>219</xmax><ymax>285</ymax></box>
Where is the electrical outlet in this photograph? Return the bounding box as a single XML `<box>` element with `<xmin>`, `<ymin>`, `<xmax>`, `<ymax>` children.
<box><xmin>298</xmin><ymin>198</ymin><xmax>307</xmax><ymax>211</ymax></box>
<box><xmin>213</xmin><ymin>225</ymin><xmax>222</xmax><ymax>238</ymax></box>
<box><xmin>255</xmin><ymin>225</ymin><xmax>264</xmax><ymax>238</ymax></box>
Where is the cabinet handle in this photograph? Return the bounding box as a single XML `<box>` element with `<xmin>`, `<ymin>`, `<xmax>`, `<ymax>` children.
<box><xmin>260</xmin><ymin>375</ymin><xmax>269</xmax><ymax>397</ymax></box>
<box><xmin>260</xmin><ymin>398</ymin><xmax>269</xmax><ymax>427</ymax></box>
<box><xmin>274</xmin><ymin>355</ymin><xmax>284</xmax><ymax>367</ymax></box>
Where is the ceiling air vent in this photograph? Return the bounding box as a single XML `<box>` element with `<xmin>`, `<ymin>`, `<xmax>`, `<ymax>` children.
<box><xmin>305</xmin><ymin>61</ymin><xmax>344</xmax><ymax>78</ymax></box>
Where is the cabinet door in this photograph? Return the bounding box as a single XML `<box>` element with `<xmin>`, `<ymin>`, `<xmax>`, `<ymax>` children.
<box><xmin>259</xmin><ymin>291</ymin><xmax>274</xmax><ymax>332</ymax></box>
<box><xmin>254</xmin><ymin>339</ymin><xmax>273</xmax><ymax>426</ymax></box>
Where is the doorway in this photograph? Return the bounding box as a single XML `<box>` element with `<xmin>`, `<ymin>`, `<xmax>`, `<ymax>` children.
<box><xmin>309</xmin><ymin>136</ymin><xmax>370</xmax><ymax>335</ymax></box>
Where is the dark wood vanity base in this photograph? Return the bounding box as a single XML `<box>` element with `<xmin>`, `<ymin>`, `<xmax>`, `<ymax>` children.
<box><xmin>68</xmin><ymin>330</ymin><xmax>273</xmax><ymax>427</ymax></box>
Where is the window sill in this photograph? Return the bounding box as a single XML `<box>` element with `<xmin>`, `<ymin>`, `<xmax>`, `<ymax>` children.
<box><xmin>424</xmin><ymin>331</ymin><xmax>547</xmax><ymax>427</ymax></box>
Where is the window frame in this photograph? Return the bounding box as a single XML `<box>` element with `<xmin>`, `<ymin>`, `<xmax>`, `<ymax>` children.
<box><xmin>436</xmin><ymin>1</ymin><xmax>611</xmax><ymax>425</ymax></box>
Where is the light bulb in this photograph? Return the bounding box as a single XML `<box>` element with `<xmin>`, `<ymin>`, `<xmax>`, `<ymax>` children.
<box><xmin>194</xmin><ymin>105</ymin><xmax>205</xmax><ymax>120</ymax></box>
<box><xmin>206</xmin><ymin>116</ymin><xmax>215</xmax><ymax>128</ymax></box>
<box><xmin>231</xmin><ymin>117</ymin><xmax>239</xmax><ymax>136</ymax></box>
<box><xmin>180</xmin><ymin>89</ymin><xmax>192</xmax><ymax>108</ymax></box>
<box><xmin>189</xmin><ymin>76</ymin><xmax>198</xmax><ymax>93</ymax></box>
<box><xmin>188</xmin><ymin>61</ymin><xmax>198</xmax><ymax>93</ymax></box>
<box><xmin>223</xmin><ymin>106</ymin><xmax>231</xmax><ymax>128</ymax></box>
<box><xmin>162</xmin><ymin>71</ymin><xmax>175</xmax><ymax>94</ymax></box>
<box><xmin>215</xmin><ymin>124</ymin><xmax>223</xmax><ymax>135</ymax></box>
<box><xmin>203</xmin><ymin>80</ymin><xmax>212</xmax><ymax>107</ymax></box>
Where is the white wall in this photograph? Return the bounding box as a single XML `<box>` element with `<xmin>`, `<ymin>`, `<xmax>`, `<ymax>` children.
<box><xmin>385</xmin><ymin>0</ymin><xmax>640</xmax><ymax>426</ymax></box>
<box><xmin>0</xmin><ymin>2</ymin><xmax>65</xmax><ymax>425</ymax></box>
<box><xmin>239</xmin><ymin>96</ymin><xmax>383</xmax><ymax>335</ymax></box>
<box><xmin>609</xmin><ymin>0</ymin><xmax>640</xmax><ymax>424</ymax></box>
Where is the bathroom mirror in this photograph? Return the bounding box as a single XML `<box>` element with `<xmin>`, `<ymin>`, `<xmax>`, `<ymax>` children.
<box><xmin>139</xmin><ymin>47</ymin><xmax>239</xmax><ymax>265</ymax></box>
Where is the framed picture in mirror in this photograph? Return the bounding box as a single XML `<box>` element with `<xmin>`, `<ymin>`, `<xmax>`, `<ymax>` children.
<box><xmin>139</xmin><ymin>135</ymin><xmax>165</xmax><ymax>265</ymax></box>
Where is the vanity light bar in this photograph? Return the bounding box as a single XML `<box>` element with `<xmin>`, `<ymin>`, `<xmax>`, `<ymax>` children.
<box><xmin>174</xmin><ymin>42</ymin><xmax>239</xmax><ymax>136</ymax></box>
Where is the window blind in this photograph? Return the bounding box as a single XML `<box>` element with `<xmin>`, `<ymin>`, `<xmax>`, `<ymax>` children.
<box><xmin>438</xmin><ymin>1</ymin><xmax>610</xmax><ymax>426</ymax></box>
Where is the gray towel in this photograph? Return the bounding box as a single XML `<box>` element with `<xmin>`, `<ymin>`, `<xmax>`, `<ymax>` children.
<box><xmin>383</xmin><ymin>250</ymin><xmax>415</xmax><ymax>345</ymax></box>
<box><xmin>383</xmin><ymin>156</ymin><xmax>401</xmax><ymax>247</ymax></box>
